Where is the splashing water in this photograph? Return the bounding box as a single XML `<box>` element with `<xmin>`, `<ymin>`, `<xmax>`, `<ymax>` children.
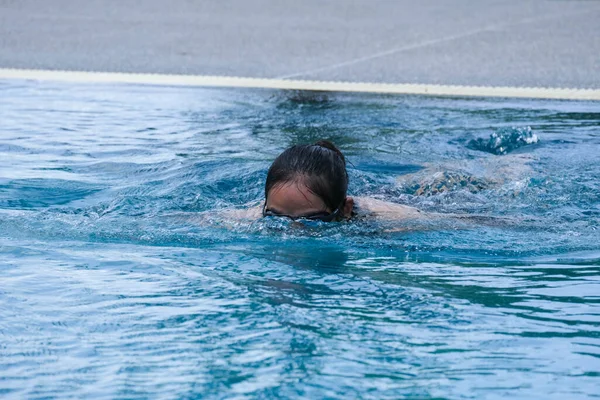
<box><xmin>468</xmin><ymin>126</ymin><xmax>539</xmax><ymax>155</ymax></box>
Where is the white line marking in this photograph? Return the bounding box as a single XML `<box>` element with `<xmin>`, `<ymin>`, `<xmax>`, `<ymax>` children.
<box><xmin>277</xmin><ymin>27</ymin><xmax>503</xmax><ymax>79</ymax></box>
<box><xmin>278</xmin><ymin>8</ymin><xmax>598</xmax><ymax>80</ymax></box>
<box><xmin>0</xmin><ymin>68</ymin><xmax>599</xmax><ymax>101</ymax></box>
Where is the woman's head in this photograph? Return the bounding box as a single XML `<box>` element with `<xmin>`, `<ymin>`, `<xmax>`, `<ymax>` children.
<box><xmin>264</xmin><ymin>140</ymin><xmax>354</xmax><ymax>221</ymax></box>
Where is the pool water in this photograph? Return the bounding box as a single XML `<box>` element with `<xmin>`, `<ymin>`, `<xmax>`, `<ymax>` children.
<box><xmin>1</xmin><ymin>80</ymin><xmax>599</xmax><ymax>399</ymax></box>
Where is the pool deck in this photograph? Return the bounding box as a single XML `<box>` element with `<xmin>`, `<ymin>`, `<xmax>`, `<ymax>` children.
<box><xmin>0</xmin><ymin>0</ymin><xmax>599</xmax><ymax>92</ymax></box>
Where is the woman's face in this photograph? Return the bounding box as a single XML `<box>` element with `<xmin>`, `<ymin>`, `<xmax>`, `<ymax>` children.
<box><xmin>264</xmin><ymin>181</ymin><xmax>354</xmax><ymax>220</ymax></box>
<box><xmin>265</xmin><ymin>182</ymin><xmax>331</xmax><ymax>219</ymax></box>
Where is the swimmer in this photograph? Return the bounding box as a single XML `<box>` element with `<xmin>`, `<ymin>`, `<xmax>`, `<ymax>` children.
<box><xmin>217</xmin><ymin>140</ymin><xmax>521</xmax><ymax>228</ymax></box>
<box><xmin>226</xmin><ymin>140</ymin><xmax>427</xmax><ymax>223</ymax></box>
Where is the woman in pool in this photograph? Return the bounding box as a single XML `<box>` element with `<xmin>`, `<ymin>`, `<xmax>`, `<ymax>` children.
<box><xmin>259</xmin><ymin>140</ymin><xmax>422</xmax><ymax>222</ymax></box>
<box><xmin>219</xmin><ymin>139</ymin><xmax>520</xmax><ymax>227</ymax></box>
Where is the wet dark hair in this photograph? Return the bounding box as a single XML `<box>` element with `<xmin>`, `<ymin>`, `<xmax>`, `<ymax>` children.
<box><xmin>265</xmin><ymin>140</ymin><xmax>348</xmax><ymax>211</ymax></box>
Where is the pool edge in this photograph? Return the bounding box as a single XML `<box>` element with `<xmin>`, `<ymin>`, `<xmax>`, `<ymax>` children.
<box><xmin>1</xmin><ymin>68</ymin><xmax>599</xmax><ymax>101</ymax></box>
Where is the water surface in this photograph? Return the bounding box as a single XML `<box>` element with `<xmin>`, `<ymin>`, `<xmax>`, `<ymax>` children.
<box><xmin>1</xmin><ymin>80</ymin><xmax>599</xmax><ymax>399</ymax></box>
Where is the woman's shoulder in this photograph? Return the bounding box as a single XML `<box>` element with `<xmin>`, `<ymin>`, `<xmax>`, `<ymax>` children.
<box><xmin>353</xmin><ymin>196</ymin><xmax>424</xmax><ymax>220</ymax></box>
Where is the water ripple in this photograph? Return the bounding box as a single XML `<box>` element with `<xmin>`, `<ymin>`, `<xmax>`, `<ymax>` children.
<box><xmin>0</xmin><ymin>80</ymin><xmax>599</xmax><ymax>398</ymax></box>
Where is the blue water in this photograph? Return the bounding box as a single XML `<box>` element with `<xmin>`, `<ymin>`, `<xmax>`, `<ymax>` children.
<box><xmin>1</xmin><ymin>80</ymin><xmax>599</xmax><ymax>399</ymax></box>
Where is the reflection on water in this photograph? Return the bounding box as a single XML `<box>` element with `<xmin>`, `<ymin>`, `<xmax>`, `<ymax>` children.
<box><xmin>0</xmin><ymin>80</ymin><xmax>599</xmax><ymax>398</ymax></box>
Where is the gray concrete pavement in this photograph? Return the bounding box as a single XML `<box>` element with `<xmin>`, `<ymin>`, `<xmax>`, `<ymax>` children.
<box><xmin>1</xmin><ymin>0</ymin><xmax>599</xmax><ymax>88</ymax></box>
